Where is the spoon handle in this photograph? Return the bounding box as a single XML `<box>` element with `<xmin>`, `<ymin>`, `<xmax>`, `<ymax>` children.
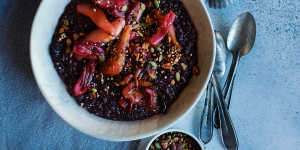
<box><xmin>200</xmin><ymin>81</ymin><xmax>214</xmax><ymax>144</ymax></box>
<box><xmin>223</xmin><ymin>51</ymin><xmax>240</xmax><ymax>102</ymax></box>
<box><xmin>214</xmin><ymin>50</ymin><xmax>240</xmax><ymax>128</ymax></box>
<box><xmin>211</xmin><ymin>74</ymin><xmax>239</xmax><ymax>150</ymax></box>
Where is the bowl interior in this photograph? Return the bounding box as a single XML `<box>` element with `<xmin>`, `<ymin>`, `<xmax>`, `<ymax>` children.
<box><xmin>30</xmin><ymin>0</ymin><xmax>215</xmax><ymax>141</ymax></box>
<box><xmin>145</xmin><ymin>129</ymin><xmax>204</xmax><ymax>150</ymax></box>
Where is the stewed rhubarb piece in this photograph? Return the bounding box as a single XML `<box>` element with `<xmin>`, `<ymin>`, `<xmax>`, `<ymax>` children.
<box><xmin>149</xmin><ymin>11</ymin><xmax>176</xmax><ymax>46</ymax></box>
<box><xmin>126</xmin><ymin>1</ymin><xmax>145</xmax><ymax>23</ymax></box>
<box><xmin>73</xmin><ymin>42</ymin><xmax>105</xmax><ymax>61</ymax></box>
<box><xmin>102</xmin><ymin>26</ymin><xmax>131</xmax><ymax>76</ymax></box>
<box><xmin>145</xmin><ymin>88</ymin><xmax>159</xmax><ymax>112</ymax></box>
<box><xmin>122</xmin><ymin>82</ymin><xmax>144</xmax><ymax>112</ymax></box>
<box><xmin>73</xmin><ymin>61</ymin><xmax>95</xmax><ymax>96</ymax></box>
<box><xmin>77</xmin><ymin>3</ymin><xmax>125</xmax><ymax>36</ymax></box>
<box><xmin>83</xmin><ymin>18</ymin><xmax>125</xmax><ymax>43</ymax></box>
<box><xmin>168</xmin><ymin>24</ymin><xmax>182</xmax><ymax>50</ymax></box>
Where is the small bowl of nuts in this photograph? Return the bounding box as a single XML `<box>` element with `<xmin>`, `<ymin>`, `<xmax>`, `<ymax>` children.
<box><xmin>145</xmin><ymin>129</ymin><xmax>204</xmax><ymax>150</ymax></box>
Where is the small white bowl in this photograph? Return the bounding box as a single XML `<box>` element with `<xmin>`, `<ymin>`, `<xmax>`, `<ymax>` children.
<box><xmin>30</xmin><ymin>0</ymin><xmax>215</xmax><ymax>141</ymax></box>
<box><xmin>143</xmin><ymin>129</ymin><xmax>204</xmax><ymax>150</ymax></box>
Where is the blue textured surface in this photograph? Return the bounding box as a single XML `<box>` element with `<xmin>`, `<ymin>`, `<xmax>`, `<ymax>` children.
<box><xmin>1</xmin><ymin>0</ymin><xmax>300</xmax><ymax>149</ymax></box>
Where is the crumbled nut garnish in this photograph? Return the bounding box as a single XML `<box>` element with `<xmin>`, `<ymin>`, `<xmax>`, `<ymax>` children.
<box><xmin>104</xmin><ymin>88</ymin><xmax>108</xmax><ymax>93</ymax></box>
<box><xmin>58</xmin><ymin>33</ymin><xmax>67</xmax><ymax>42</ymax></box>
<box><xmin>142</xmin><ymin>42</ymin><xmax>149</xmax><ymax>49</ymax></box>
<box><xmin>171</xmin><ymin>80</ymin><xmax>175</xmax><ymax>85</ymax></box>
<box><xmin>59</xmin><ymin>28</ymin><xmax>64</xmax><ymax>33</ymax></box>
<box><xmin>162</xmin><ymin>63</ymin><xmax>172</xmax><ymax>70</ymax></box>
<box><xmin>137</xmin><ymin>31</ymin><xmax>144</xmax><ymax>37</ymax></box>
<box><xmin>99</xmin><ymin>73</ymin><xmax>104</xmax><ymax>84</ymax></box>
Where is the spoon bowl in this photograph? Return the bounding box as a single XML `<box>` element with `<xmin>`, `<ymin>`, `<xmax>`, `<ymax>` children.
<box><xmin>227</xmin><ymin>12</ymin><xmax>256</xmax><ymax>56</ymax></box>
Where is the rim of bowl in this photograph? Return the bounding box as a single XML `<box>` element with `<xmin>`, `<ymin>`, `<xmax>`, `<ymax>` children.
<box><xmin>145</xmin><ymin>129</ymin><xmax>205</xmax><ymax>150</ymax></box>
<box><xmin>30</xmin><ymin>0</ymin><xmax>216</xmax><ymax>141</ymax></box>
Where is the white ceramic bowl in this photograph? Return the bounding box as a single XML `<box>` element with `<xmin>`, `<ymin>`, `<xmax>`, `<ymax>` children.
<box><xmin>144</xmin><ymin>129</ymin><xmax>204</xmax><ymax>150</ymax></box>
<box><xmin>30</xmin><ymin>0</ymin><xmax>215</xmax><ymax>141</ymax></box>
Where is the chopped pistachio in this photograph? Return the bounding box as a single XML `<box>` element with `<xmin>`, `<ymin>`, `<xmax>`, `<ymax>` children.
<box><xmin>141</xmin><ymin>3</ymin><xmax>146</xmax><ymax>10</ymax></box>
<box><xmin>154</xmin><ymin>142</ymin><xmax>161</xmax><ymax>149</ymax></box>
<box><xmin>167</xmin><ymin>135</ymin><xmax>172</xmax><ymax>139</ymax></box>
<box><xmin>149</xmin><ymin>73</ymin><xmax>156</xmax><ymax>79</ymax></box>
<box><xmin>149</xmin><ymin>61</ymin><xmax>157</xmax><ymax>69</ymax></box>
<box><xmin>159</xmin><ymin>55</ymin><xmax>163</xmax><ymax>62</ymax></box>
<box><xmin>90</xmin><ymin>88</ymin><xmax>97</xmax><ymax>93</ymax></box>
<box><xmin>176</xmin><ymin>72</ymin><xmax>181</xmax><ymax>81</ymax></box>
<box><xmin>155</xmin><ymin>46</ymin><xmax>162</xmax><ymax>51</ymax></box>
<box><xmin>181</xmin><ymin>63</ymin><xmax>187</xmax><ymax>70</ymax></box>
<box><xmin>150</xmin><ymin>47</ymin><xmax>155</xmax><ymax>53</ymax></box>
<box><xmin>121</xmin><ymin>5</ymin><xmax>128</xmax><ymax>11</ymax></box>
<box><xmin>99</xmin><ymin>55</ymin><xmax>106</xmax><ymax>62</ymax></box>
<box><xmin>63</xmin><ymin>19</ymin><xmax>69</xmax><ymax>26</ymax></box>
<box><xmin>154</xmin><ymin>0</ymin><xmax>160</xmax><ymax>8</ymax></box>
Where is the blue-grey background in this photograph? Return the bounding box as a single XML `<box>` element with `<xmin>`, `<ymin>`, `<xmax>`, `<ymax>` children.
<box><xmin>0</xmin><ymin>0</ymin><xmax>299</xmax><ymax>149</ymax></box>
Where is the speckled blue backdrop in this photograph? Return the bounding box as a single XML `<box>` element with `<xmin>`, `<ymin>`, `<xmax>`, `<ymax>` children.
<box><xmin>0</xmin><ymin>0</ymin><xmax>299</xmax><ymax>150</ymax></box>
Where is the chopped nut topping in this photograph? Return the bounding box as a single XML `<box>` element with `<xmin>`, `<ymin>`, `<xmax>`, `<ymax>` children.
<box><xmin>171</xmin><ymin>80</ymin><xmax>175</xmax><ymax>85</ymax></box>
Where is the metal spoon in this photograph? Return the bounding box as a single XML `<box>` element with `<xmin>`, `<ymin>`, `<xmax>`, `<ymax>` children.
<box><xmin>214</xmin><ymin>12</ymin><xmax>256</xmax><ymax>129</ymax></box>
<box><xmin>200</xmin><ymin>31</ymin><xmax>227</xmax><ymax>144</ymax></box>
<box><xmin>211</xmin><ymin>73</ymin><xmax>238</xmax><ymax>150</ymax></box>
<box><xmin>223</xmin><ymin>12</ymin><xmax>256</xmax><ymax>110</ymax></box>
